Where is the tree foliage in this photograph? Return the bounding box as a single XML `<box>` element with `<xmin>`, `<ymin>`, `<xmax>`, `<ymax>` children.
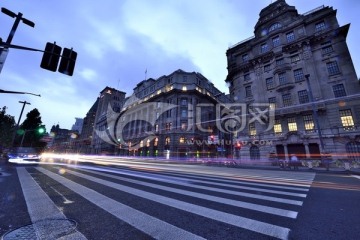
<box><xmin>15</xmin><ymin>108</ymin><xmax>47</xmax><ymax>152</ymax></box>
<box><xmin>0</xmin><ymin>106</ymin><xmax>16</xmax><ymax>150</ymax></box>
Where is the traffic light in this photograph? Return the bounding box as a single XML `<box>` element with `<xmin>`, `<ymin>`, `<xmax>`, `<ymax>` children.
<box><xmin>40</xmin><ymin>42</ymin><xmax>61</xmax><ymax>72</ymax></box>
<box><xmin>58</xmin><ymin>48</ymin><xmax>77</xmax><ymax>76</ymax></box>
<box><xmin>37</xmin><ymin>126</ymin><xmax>45</xmax><ymax>134</ymax></box>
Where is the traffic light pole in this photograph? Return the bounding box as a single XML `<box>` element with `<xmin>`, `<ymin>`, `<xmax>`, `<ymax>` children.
<box><xmin>11</xmin><ymin>101</ymin><xmax>31</xmax><ymax>148</ymax></box>
<box><xmin>0</xmin><ymin>7</ymin><xmax>35</xmax><ymax>74</ymax></box>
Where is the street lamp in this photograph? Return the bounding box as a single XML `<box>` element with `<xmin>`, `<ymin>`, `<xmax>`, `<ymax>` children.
<box><xmin>304</xmin><ymin>74</ymin><xmax>325</xmax><ymax>152</ymax></box>
<box><xmin>0</xmin><ymin>8</ymin><xmax>35</xmax><ymax>74</ymax></box>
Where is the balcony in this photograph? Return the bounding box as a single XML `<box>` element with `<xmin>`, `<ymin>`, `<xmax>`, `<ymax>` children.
<box><xmin>276</xmin><ymin>82</ymin><xmax>295</xmax><ymax>92</ymax></box>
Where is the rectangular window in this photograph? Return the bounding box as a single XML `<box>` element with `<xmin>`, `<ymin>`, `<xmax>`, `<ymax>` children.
<box><xmin>272</xmin><ymin>36</ymin><xmax>280</xmax><ymax>47</ymax></box>
<box><xmin>181</xmin><ymin>98</ymin><xmax>187</xmax><ymax>106</ymax></box>
<box><xmin>266</xmin><ymin>77</ymin><xmax>274</xmax><ymax>89</ymax></box>
<box><xmin>333</xmin><ymin>84</ymin><xmax>346</xmax><ymax>98</ymax></box>
<box><xmin>282</xmin><ymin>93</ymin><xmax>292</xmax><ymax>107</ymax></box>
<box><xmin>293</xmin><ymin>68</ymin><xmax>304</xmax><ymax>82</ymax></box>
<box><xmin>322</xmin><ymin>43</ymin><xmax>333</xmax><ymax>54</ymax></box>
<box><xmin>181</xmin><ymin>122</ymin><xmax>187</xmax><ymax>130</ymax></box>
<box><xmin>274</xmin><ymin>119</ymin><xmax>282</xmax><ymax>133</ymax></box>
<box><xmin>286</xmin><ymin>32</ymin><xmax>295</xmax><ymax>42</ymax></box>
<box><xmin>155</xmin><ymin>124</ymin><xmax>159</xmax><ymax>132</ymax></box>
<box><xmin>276</xmin><ymin>58</ymin><xmax>284</xmax><ymax>66</ymax></box>
<box><xmin>327</xmin><ymin>61</ymin><xmax>340</xmax><ymax>75</ymax></box>
<box><xmin>298</xmin><ymin>90</ymin><xmax>309</xmax><ymax>104</ymax></box>
<box><xmin>303</xmin><ymin>115</ymin><xmax>314</xmax><ymax>131</ymax></box>
<box><xmin>269</xmin><ymin>97</ymin><xmax>276</xmax><ymax>109</ymax></box>
<box><xmin>278</xmin><ymin>72</ymin><xmax>288</xmax><ymax>85</ymax></box>
<box><xmin>249</xmin><ymin>122</ymin><xmax>256</xmax><ymax>136</ymax></box>
<box><xmin>260</xmin><ymin>43</ymin><xmax>269</xmax><ymax>53</ymax></box>
<box><xmin>264</xmin><ymin>64</ymin><xmax>271</xmax><ymax>72</ymax></box>
<box><xmin>245</xmin><ymin>86</ymin><xmax>252</xmax><ymax>97</ymax></box>
<box><xmin>315</xmin><ymin>21</ymin><xmax>326</xmax><ymax>32</ymax></box>
<box><xmin>242</xmin><ymin>54</ymin><xmax>249</xmax><ymax>62</ymax></box>
<box><xmin>181</xmin><ymin>109</ymin><xmax>187</xmax><ymax>118</ymax></box>
<box><xmin>340</xmin><ymin>109</ymin><xmax>355</xmax><ymax>128</ymax></box>
<box><xmin>291</xmin><ymin>54</ymin><xmax>300</xmax><ymax>63</ymax></box>
<box><xmin>287</xmin><ymin>117</ymin><xmax>298</xmax><ymax>132</ymax></box>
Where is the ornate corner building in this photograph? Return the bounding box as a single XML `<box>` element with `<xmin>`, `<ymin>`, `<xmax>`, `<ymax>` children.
<box><xmin>116</xmin><ymin>69</ymin><xmax>231</xmax><ymax>158</ymax></box>
<box><xmin>225</xmin><ymin>0</ymin><xmax>360</xmax><ymax>161</ymax></box>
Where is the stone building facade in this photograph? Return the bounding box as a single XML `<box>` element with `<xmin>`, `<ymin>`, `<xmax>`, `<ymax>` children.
<box><xmin>117</xmin><ymin>69</ymin><xmax>231</xmax><ymax>158</ymax></box>
<box><xmin>225</xmin><ymin>0</ymin><xmax>360</xmax><ymax>162</ymax></box>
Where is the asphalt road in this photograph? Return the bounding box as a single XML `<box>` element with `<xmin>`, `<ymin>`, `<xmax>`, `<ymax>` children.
<box><xmin>1</xmin><ymin>159</ymin><xmax>359</xmax><ymax>240</ymax></box>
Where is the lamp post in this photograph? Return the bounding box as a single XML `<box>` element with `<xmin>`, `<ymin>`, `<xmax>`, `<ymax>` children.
<box><xmin>0</xmin><ymin>7</ymin><xmax>35</xmax><ymax>74</ymax></box>
<box><xmin>305</xmin><ymin>74</ymin><xmax>328</xmax><ymax>169</ymax></box>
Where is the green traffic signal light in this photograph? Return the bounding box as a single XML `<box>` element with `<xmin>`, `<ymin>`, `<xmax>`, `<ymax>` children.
<box><xmin>37</xmin><ymin>127</ymin><xmax>45</xmax><ymax>134</ymax></box>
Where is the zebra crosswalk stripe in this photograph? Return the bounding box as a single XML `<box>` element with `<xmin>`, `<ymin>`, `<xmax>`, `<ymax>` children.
<box><xmin>34</xmin><ymin>167</ymin><xmax>206</xmax><ymax>240</ymax></box>
<box><xmin>37</xmin><ymin>167</ymin><xmax>290</xmax><ymax>240</ymax></box>
<box><xmin>74</xmin><ymin>166</ymin><xmax>299</xmax><ymax>218</ymax></box>
<box><xmin>17</xmin><ymin>167</ymin><xmax>87</xmax><ymax>239</ymax></box>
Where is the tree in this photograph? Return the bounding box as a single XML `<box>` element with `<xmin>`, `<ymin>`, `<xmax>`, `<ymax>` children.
<box><xmin>0</xmin><ymin>106</ymin><xmax>16</xmax><ymax>150</ymax></box>
<box><xmin>16</xmin><ymin>108</ymin><xmax>47</xmax><ymax>152</ymax></box>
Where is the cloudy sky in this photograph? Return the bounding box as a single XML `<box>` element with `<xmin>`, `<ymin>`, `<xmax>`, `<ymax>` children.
<box><xmin>1</xmin><ymin>0</ymin><xmax>359</xmax><ymax>131</ymax></box>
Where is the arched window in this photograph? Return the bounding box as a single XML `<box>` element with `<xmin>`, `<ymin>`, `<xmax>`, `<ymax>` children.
<box><xmin>140</xmin><ymin>140</ymin><xmax>143</xmax><ymax>148</ymax></box>
<box><xmin>346</xmin><ymin>141</ymin><xmax>360</xmax><ymax>161</ymax></box>
<box><xmin>269</xmin><ymin>22</ymin><xmax>282</xmax><ymax>32</ymax></box>
<box><xmin>179</xmin><ymin>137</ymin><xmax>186</xmax><ymax>144</ymax></box>
<box><xmin>146</xmin><ymin>139</ymin><xmax>150</xmax><ymax>147</ymax></box>
<box><xmin>165</xmin><ymin>137</ymin><xmax>171</xmax><ymax>145</ymax></box>
<box><xmin>250</xmin><ymin>146</ymin><xmax>260</xmax><ymax>160</ymax></box>
<box><xmin>154</xmin><ymin>138</ymin><xmax>158</xmax><ymax>147</ymax></box>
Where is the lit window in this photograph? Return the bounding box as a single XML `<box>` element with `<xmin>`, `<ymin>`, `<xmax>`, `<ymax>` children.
<box><xmin>155</xmin><ymin>124</ymin><xmax>159</xmax><ymax>132</ymax></box>
<box><xmin>249</xmin><ymin>122</ymin><xmax>256</xmax><ymax>136</ymax></box>
<box><xmin>179</xmin><ymin>137</ymin><xmax>186</xmax><ymax>143</ymax></box>
<box><xmin>154</xmin><ymin>138</ymin><xmax>158</xmax><ymax>146</ymax></box>
<box><xmin>327</xmin><ymin>61</ymin><xmax>340</xmax><ymax>75</ymax></box>
<box><xmin>333</xmin><ymin>84</ymin><xmax>346</xmax><ymax>98</ymax></box>
<box><xmin>146</xmin><ymin>139</ymin><xmax>150</xmax><ymax>147</ymax></box>
<box><xmin>181</xmin><ymin>122</ymin><xmax>187</xmax><ymax>130</ymax></box>
<box><xmin>274</xmin><ymin>119</ymin><xmax>282</xmax><ymax>133</ymax></box>
<box><xmin>165</xmin><ymin>137</ymin><xmax>171</xmax><ymax>145</ymax></box>
<box><xmin>298</xmin><ymin>90</ymin><xmax>309</xmax><ymax>104</ymax></box>
<box><xmin>182</xmin><ymin>85</ymin><xmax>187</xmax><ymax>91</ymax></box>
<box><xmin>303</xmin><ymin>115</ymin><xmax>314</xmax><ymax>131</ymax></box>
<box><xmin>340</xmin><ymin>109</ymin><xmax>355</xmax><ymax>128</ymax></box>
<box><xmin>287</xmin><ymin>117</ymin><xmax>298</xmax><ymax>132</ymax></box>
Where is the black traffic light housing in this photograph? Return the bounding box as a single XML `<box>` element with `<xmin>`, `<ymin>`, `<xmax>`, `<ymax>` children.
<box><xmin>58</xmin><ymin>48</ymin><xmax>77</xmax><ymax>76</ymax></box>
<box><xmin>40</xmin><ymin>42</ymin><xmax>61</xmax><ymax>72</ymax></box>
<box><xmin>40</xmin><ymin>42</ymin><xmax>77</xmax><ymax>76</ymax></box>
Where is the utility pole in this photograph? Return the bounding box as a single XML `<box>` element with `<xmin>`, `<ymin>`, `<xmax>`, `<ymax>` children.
<box><xmin>0</xmin><ymin>7</ymin><xmax>35</xmax><ymax>74</ymax></box>
<box><xmin>11</xmin><ymin>100</ymin><xmax>31</xmax><ymax>148</ymax></box>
